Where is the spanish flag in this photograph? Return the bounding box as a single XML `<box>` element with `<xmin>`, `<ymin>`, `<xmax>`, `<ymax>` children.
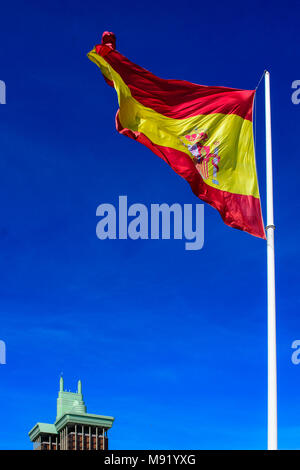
<box><xmin>88</xmin><ymin>32</ymin><xmax>265</xmax><ymax>239</ymax></box>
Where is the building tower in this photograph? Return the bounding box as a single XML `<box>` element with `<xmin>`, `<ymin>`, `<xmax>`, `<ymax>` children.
<box><xmin>28</xmin><ymin>378</ymin><xmax>114</xmax><ymax>450</ymax></box>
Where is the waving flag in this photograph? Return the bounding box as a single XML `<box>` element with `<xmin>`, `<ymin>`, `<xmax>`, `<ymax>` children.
<box><xmin>88</xmin><ymin>32</ymin><xmax>265</xmax><ymax>239</ymax></box>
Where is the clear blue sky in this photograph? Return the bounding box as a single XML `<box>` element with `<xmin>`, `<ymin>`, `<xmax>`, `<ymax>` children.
<box><xmin>0</xmin><ymin>0</ymin><xmax>299</xmax><ymax>450</ymax></box>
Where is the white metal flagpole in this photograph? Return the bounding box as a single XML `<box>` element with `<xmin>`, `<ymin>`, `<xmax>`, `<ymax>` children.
<box><xmin>264</xmin><ymin>70</ymin><xmax>277</xmax><ymax>450</ymax></box>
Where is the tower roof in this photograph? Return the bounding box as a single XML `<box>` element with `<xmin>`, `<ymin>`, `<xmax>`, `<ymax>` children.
<box><xmin>28</xmin><ymin>378</ymin><xmax>114</xmax><ymax>442</ymax></box>
<box><xmin>56</xmin><ymin>379</ymin><xmax>87</xmax><ymax>420</ymax></box>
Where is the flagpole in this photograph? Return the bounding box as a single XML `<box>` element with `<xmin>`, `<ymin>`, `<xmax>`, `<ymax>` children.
<box><xmin>264</xmin><ymin>70</ymin><xmax>277</xmax><ymax>450</ymax></box>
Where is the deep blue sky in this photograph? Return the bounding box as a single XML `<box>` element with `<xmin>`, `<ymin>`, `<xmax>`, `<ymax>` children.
<box><xmin>0</xmin><ymin>0</ymin><xmax>299</xmax><ymax>450</ymax></box>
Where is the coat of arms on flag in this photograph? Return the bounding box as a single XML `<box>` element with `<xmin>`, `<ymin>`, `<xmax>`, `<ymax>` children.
<box><xmin>179</xmin><ymin>129</ymin><xmax>221</xmax><ymax>185</ymax></box>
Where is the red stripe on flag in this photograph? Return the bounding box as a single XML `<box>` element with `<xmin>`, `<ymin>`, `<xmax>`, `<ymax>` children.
<box><xmin>97</xmin><ymin>47</ymin><xmax>255</xmax><ymax>122</ymax></box>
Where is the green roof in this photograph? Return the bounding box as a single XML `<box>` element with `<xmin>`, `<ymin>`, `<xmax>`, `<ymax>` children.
<box><xmin>55</xmin><ymin>412</ymin><xmax>114</xmax><ymax>432</ymax></box>
<box><xmin>28</xmin><ymin>378</ymin><xmax>114</xmax><ymax>442</ymax></box>
<box><xmin>28</xmin><ymin>423</ymin><xmax>58</xmax><ymax>441</ymax></box>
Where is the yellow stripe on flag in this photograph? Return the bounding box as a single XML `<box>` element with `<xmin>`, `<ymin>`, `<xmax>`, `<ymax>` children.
<box><xmin>88</xmin><ymin>50</ymin><xmax>259</xmax><ymax>198</ymax></box>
